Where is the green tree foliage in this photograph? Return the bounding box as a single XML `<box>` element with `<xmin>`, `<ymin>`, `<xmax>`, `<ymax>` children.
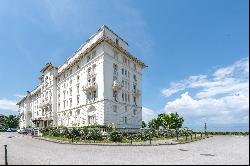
<box><xmin>3</xmin><ymin>115</ymin><xmax>19</xmax><ymax>128</ymax></box>
<box><xmin>148</xmin><ymin>118</ymin><xmax>160</xmax><ymax>130</ymax></box>
<box><xmin>142</xmin><ymin>121</ymin><xmax>147</xmax><ymax>128</ymax></box>
<box><xmin>148</xmin><ymin>112</ymin><xmax>184</xmax><ymax>130</ymax></box>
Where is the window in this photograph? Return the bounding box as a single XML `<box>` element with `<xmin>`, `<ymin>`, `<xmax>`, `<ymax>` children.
<box><xmin>88</xmin><ymin>115</ymin><xmax>95</xmax><ymax>125</ymax></box>
<box><xmin>88</xmin><ymin>67</ymin><xmax>91</xmax><ymax>76</ymax></box>
<box><xmin>77</xmin><ymin>95</ymin><xmax>80</xmax><ymax>105</ymax></box>
<box><xmin>92</xmin><ymin>51</ymin><xmax>96</xmax><ymax>58</ymax></box>
<box><xmin>125</xmin><ymin>105</ymin><xmax>127</xmax><ymax>111</ymax></box>
<box><xmin>87</xmin><ymin>55</ymin><xmax>91</xmax><ymax>62</ymax></box>
<box><xmin>113</xmin><ymin>105</ymin><xmax>117</xmax><ymax>113</ymax></box>
<box><xmin>69</xmin><ymin>111</ymin><xmax>72</xmax><ymax>116</ymax></box>
<box><xmin>134</xmin><ymin>74</ymin><xmax>137</xmax><ymax>82</ymax></box>
<box><xmin>76</xmin><ymin>110</ymin><xmax>80</xmax><ymax>116</ymax></box>
<box><xmin>70</xmin><ymin>99</ymin><xmax>72</xmax><ymax>107</ymax></box>
<box><xmin>116</xmin><ymin>38</ymin><xmax>119</xmax><ymax>45</ymax></box>
<box><xmin>70</xmin><ymin>80</ymin><xmax>72</xmax><ymax>86</ymax></box>
<box><xmin>92</xmin><ymin>77</ymin><xmax>96</xmax><ymax>83</ymax></box>
<box><xmin>70</xmin><ymin>69</ymin><xmax>72</xmax><ymax>75</ymax></box>
<box><xmin>124</xmin><ymin>117</ymin><xmax>127</xmax><ymax>124</ymax></box>
<box><xmin>133</xmin><ymin>96</ymin><xmax>136</xmax><ymax>105</ymax></box>
<box><xmin>134</xmin><ymin>63</ymin><xmax>136</xmax><ymax>70</ymax></box>
<box><xmin>113</xmin><ymin>90</ymin><xmax>118</xmax><ymax>101</ymax></box>
<box><xmin>77</xmin><ymin>84</ymin><xmax>79</xmax><ymax>94</ymax></box>
<box><xmin>70</xmin><ymin>88</ymin><xmax>72</xmax><ymax>96</ymax></box>
<box><xmin>122</xmin><ymin>68</ymin><xmax>124</xmax><ymax>75</ymax></box>
<box><xmin>63</xmin><ymin>101</ymin><xmax>66</xmax><ymax>108</ymax></box>
<box><xmin>77</xmin><ymin>75</ymin><xmax>80</xmax><ymax>82</ymax></box>
<box><xmin>133</xmin><ymin>109</ymin><xmax>137</xmax><ymax>115</ymax></box>
<box><xmin>58</xmin><ymin>102</ymin><xmax>60</xmax><ymax>110</ymax></box>
<box><xmin>77</xmin><ymin>64</ymin><xmax>80</xmax><ymax>70</ymax></box>
<box><xmin>122</xmin><ymin>93</ymin><xmax>124</xmax><ymax>101</ymax></box>
<box><xmin>114</xmin><ymin>51</ymin><xmax>118</xmax><ymax>60</ymax></box>
<box><xmin>93</xmin><ymin>91</ymin><xmax>97</xmax><ymax>100</ymax></box>
<box><xmin>92</xmin><ymin>64</ymin><xmax>96</xmax><ymax>73</ymax></box>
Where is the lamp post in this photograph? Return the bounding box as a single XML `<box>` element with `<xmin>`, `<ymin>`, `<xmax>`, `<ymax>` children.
<box><xmin>4</xmin><ymin>145</ymin><xmax>8</xmax><ymax>165</ymax></box>
<box><xmin>205</xmin><ymin>122</ymin><xmax>207</xmax><ymax>137</ymax></box>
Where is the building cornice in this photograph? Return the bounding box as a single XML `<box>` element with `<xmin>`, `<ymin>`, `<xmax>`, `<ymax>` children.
<box><xmin>57</xmin><ymin>36</ymin><xmax>147</xmax><ymax>77</ymax></box>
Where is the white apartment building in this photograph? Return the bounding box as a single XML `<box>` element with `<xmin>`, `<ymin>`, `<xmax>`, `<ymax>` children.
<box><xmin>17</xmin><ymin>25</ymin><xmax>147</xmax><ymax>129</ymax></box>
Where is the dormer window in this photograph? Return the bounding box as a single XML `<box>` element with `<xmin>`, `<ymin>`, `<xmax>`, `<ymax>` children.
<box><xmin>87</xmin><ymin>55</ymin><xmax>91</xmax><ymax>62</ymax></box>
<box><xmin>116</xmin><ymin>38</ymin><xmax>119</xmax><ymax>45</ymax></box>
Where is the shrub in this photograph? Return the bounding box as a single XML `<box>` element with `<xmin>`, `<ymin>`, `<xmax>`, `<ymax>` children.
<box><xmin>87</xmin><ymin>129</ymin><xmax>103</xmax><ymax>141</ymax></box>
<box><xmin>109</xmin><ymin>131</ymin><xmax>123</xmax><ymax>142</ymax></box>
<box><xmin>71</xmin><ymin>127</ymin><xmax>80</xmax><ymax>138</ymax></box>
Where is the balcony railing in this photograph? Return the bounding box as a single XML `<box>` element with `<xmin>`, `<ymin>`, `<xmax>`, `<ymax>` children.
<box><xmin>113</xmin><ymin>71</ymin><xmax>118</xmax><ymax>76</ymax></box>
<box><xmin>87</xmin><ymin>71</ymin><xmax>96</xmax><ymax>78</ymax></box>
<box><xmin>133</xmin><ymin>89</ymin><xmax>141</xmax><ymax>96</ymax></box>
<box><xmin>86</xmin><ymin>98</ymin><xmax>97</xmax><ymax>104</ymax></box>
<box><xmin>112</xmin><ymin>80</ymin><xmax>122</xmax><ymax>90</ymax></box>
<box><xmin>39</xmin><ymin>100</ymin><xmax>52</xmax><ymax>108</ymax></box>
<box><xmin>83</xmin><ymin>82</ymin><xmax>97</xmax><ymax>92</ymax></box>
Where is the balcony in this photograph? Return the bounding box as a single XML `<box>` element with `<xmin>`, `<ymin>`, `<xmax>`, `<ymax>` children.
<box><xmin>133</xmin><ymin>89</ymin><xmax>141</xmax><ymax>96</ymax></box>
<box><xmin>39</xmin><ymin>100</ymin><xmax>52</xmax><ymax>108</ymax></box>
<box><xmin>83</xmin><ymin>82</ymin><xmax>97</xmax><ymax>92</ymax></box>
<box><xmin>112</xmin><ymin>80</ymin><xmax>122</xmax><ymax>90</ymax></box>
<box><xmin>86</xmin><ymin>98</ymin><xmax>97</xmax><ymax>104</ymax></box>
<box><xmin>113</xmin><ymin>71</ymin><xmax>118</xmax><ymax>76</ymax></box>
<box><xmin>87</xmin><ymin>71</ymin><xmax>96</xmax><ymax>78</ymax></box>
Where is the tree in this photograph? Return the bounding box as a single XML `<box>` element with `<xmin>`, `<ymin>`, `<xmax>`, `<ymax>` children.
<box><xmin>4</xmin><ymin>115</ymin><xmax>19</xmax><ymax>128</ymax></box>
<box><xmin>168</xmin><ymin>112</ymin><xmax>184</xmax><ymax>130</ymax></box>
<box><xmin>141</xmin><ymin>121</ymin><xmax>147</xmax><ymax>128</ymax></box>
<box><xmin>158</xmin><ymin>114</ymin><xmax>170</xmax><ymax>129</ymax></box>
<box><xmin>148</xmin><ymin>118</ymin><xmax>160</xmax><ymax>130</ymax></box>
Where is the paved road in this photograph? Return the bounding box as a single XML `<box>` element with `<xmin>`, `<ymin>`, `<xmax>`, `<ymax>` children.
<box><xmin>0</xmin><ymin>132</ymin><xmax>249</xmax><ymax>165</ymax></box>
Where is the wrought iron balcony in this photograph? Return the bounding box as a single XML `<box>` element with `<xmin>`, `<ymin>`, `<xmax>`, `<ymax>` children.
<box><xmin>83</xmin><ymin>82</ymin><xmax>97</xmax><ymax>92</ymax></box>
<box><xmin>133</xmin><ymin>89</ymin><xmax>141</xmax><ymax>96</ymax></box>
<box><xmin>112</xmin><ymin>80</ymin><xmax>122</xmax><ymax>90</ymax></box>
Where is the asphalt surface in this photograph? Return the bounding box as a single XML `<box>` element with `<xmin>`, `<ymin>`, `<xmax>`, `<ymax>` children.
<box><xmin>0</xmin><ymin>132</ymin><xmax>249</xmax><ymax>165</ymax></box>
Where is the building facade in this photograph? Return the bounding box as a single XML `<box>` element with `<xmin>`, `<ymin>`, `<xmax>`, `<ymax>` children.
<box><xmin>17</xmin><ymin>25</ymin><xmax>147</xmax><ymax>129</ymax></box>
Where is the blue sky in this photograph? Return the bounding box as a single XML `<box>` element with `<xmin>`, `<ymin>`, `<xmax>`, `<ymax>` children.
<box><xmin>0</xmin><ymin>0</ymin><xmax>249</xmax><ymax>131</ymax></box>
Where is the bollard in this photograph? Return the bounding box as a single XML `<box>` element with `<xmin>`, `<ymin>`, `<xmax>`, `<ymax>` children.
<box><xmin>4</xmin><ymin>145</ymin><xmax>8</xmax><ymax>165</ymax></box>
<box><xmin>149</xmin><ymin>135</ymin><xmax>152</xmax><ymax>145</ymax></box>
<box><xmin>191</xmin><ymin>134</ymin><xmax>193</xmax><ymax>140</ymax></box>
<box><xmin>195</xmin><ymin>133</ymin><xmax>196</xmax><ymax>139</ymax></box>
<box><xmin>201</xmin><ymin>133</ymin><xmax>203</xmax><ymax>138</ymax></box>
<box><xmin>185</xmin><ymin>135</ymin><xmax>187</xmax><ymax>141</ymax></box>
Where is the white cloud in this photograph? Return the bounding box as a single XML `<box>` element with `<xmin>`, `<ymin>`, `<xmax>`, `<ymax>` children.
<box><xmin>162</xmin><ymin>57</ymin><xmax>249</xmax><ymax>126</ymax></box>
<box><xmin>164</xmin><ymin>92</ymin><xmax>249</xmax><ymax>125</ymax></box>
<box><xmin>162</xmin><ymin>57</ymin><xmax>249</xmax><ymax>98</ymax></box>
<box><xmin>0</xmin><ymin>99</ymin><xmax>18</xmax><ymax>112</ymax></box>
<box><xmin>142</xmin><ymin>107</ymin><xmax>158</xmax><ymax>123</ymax></box>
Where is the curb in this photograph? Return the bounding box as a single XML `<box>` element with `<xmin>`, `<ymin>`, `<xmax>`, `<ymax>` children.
<box><xmin>33</xmin><ymin>137</ymin><xmax>178</xmax><ymax>146</ymax></box>
<box><xmin>33</xmin><ymin>136</ymin><xmax>212</xmax><ymax>146</ymax></box>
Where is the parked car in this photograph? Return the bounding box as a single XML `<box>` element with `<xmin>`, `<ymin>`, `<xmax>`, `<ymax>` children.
<box><xmin>6</xmin><ymin>128</ymin><xmax>12</xmax><ymax>132</ymax></box>
<box><xmin>18</xmin><ymin>128</ymin><xmax>29</xmax><ymax>134</ymax></box>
